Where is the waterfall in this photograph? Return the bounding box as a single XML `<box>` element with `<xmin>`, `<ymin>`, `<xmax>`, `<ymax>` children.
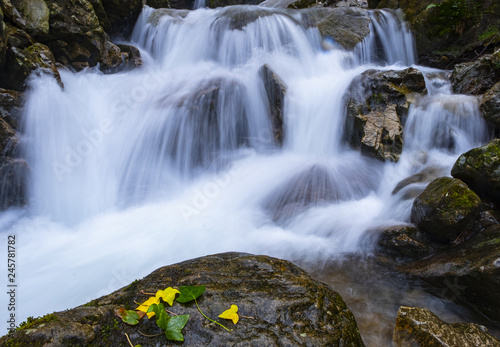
<box><xmin>0</xmin><ymin>5</ymin><xmax>491</xmax><ymax>340</ymax></box>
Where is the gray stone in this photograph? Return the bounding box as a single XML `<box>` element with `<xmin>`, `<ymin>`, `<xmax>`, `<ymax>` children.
<box><xmin>393</xmin><ymin>306</ymin><xmax>500</xmax><ymax>347</ymax></box>
<box><xmin>480</xmin><ymin>82</ymin><xmax>500</xmax><ymax>128</ymax></box>
<box><xmin>11</xmin><ymin>0</ymin><xmax>49</xmax><ymax>35</ymax></box>
<box><xmin>259</xmin><ymin>64</ymin><xmax>286</xmax><ymax>146</ymax></box>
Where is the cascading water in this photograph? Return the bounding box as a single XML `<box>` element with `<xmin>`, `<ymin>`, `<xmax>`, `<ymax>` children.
<box><xmin>0</xmin><ymin>5</ymin><xmax>493</xmax><ymax>344</ymax></box>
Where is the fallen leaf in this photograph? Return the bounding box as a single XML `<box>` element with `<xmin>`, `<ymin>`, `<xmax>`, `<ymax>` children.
<box><xmin>136</xmin><ymin>296</ymin><xmax>160</xmax><ymax>318</ymax></box>
<box><xmin>165</xmin><ymin>314</ymin><xmax>190</xmax><ymax>341</ymax></box>
<box><xmin>176</xmin><ymin>285</ymin><xmax>206</xmax><ymax>303</ymax></box>
<box><xmin>115</xmin><ymin>308</ymin><xmax>141</xmax><ymax>325</ymax></box>
<box><xmin>156</xmin><ymin>287</ymin><xmax>180</xmax><ymax>306</ymax></box>
<box><xmin>218</xmin><ymin>304</ymin><xmax>239</xmax><ymax>324</ymax></box>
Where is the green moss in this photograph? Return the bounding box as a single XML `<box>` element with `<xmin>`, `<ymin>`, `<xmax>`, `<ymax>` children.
<box><xmin>426</xmin><ymin>0</ymin><xmax>481</xmax><ymax>37</ymax></box>
<box><xmin>83</xmin><ymin>299</ymin><xmax>99</xmax><ymax>307</ymax></box>
<box><xmin>479</xmin><ymin>24</ymin><xmax>500</xmax><ymax>42</ymax></box>
<box><xmin>17</xmin><ymin>313</ymin><xmax>58</xmax><ymax>331</ymax></box>
<box><xmin>124</xmin><ymin>279</ymin><xmax>140</xmax><ymax>292</ymax></box>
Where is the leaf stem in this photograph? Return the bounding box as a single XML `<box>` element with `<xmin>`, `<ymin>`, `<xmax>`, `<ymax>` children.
<box><xmin>194</xmin><ymin>298</ymin><xmax>232</xmax><ymax>332</ymax></box>
<box><xmin>124</xmin><ymin>333</ymin><xmax>134</xmax><ymax>347</ymax></box>
<box><xmin>138</xmin><ymin>330</ymin><xmax>164</xmax><ymax>337</ymax></box>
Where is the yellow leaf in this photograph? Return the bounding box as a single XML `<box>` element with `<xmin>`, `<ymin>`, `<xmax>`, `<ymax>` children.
<box><xmin>136</xmin><ymin>296</ymin><xmax>160</xmax><ymax>318</ymax></box>
<box><xmin>156</xmin><ymin>287</ymin><xmax>180</xmax><ymax>306</ymax></box>
<box><xmin>218</xmin><ymin>304</ymin><xmax>239</xmax><ymax>324</ymax></box>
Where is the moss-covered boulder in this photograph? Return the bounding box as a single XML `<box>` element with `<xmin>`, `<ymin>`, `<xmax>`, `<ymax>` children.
<box><xmin>393</xmin><ymin>306</ymin><xmax>500</xmax><ymax>346</ymax></box>
<box><xmin>400</xmin><ymin>225</ymin><xmax>500</xmax><ymax>322</ymax></box>
<box><xmin>480</xmin><ymin>82</ymin><xmax>500</xmax><ymax>128</ymax></box>
<box><xmin>376</xmin><ymin>0</ymin><xmax>500</xmax><ymax>69</ymax></box>
<box><xmin>376</xmin><ymin>225</ymin><xmax>433</xmax><ymax>259</ymax></box>
<box><xmin>344</xmin><ymin>67</ymin><xmax>426</xmax><ymax>162</ymax></box>
<box><xmin>451</xmin><ymin>48</ymin><xmax>500</xmax><ymax>95</ymax></box>
<box><xmin>259</xmin><ymin>64</ymin><xmax>286</xmax><ymax>146</ymax></box>
<box><xmin>451</xmin><ymin>139</ymin><xmax>500</xmax><ymax>206</ymax></box>
<box><xmin>410</xmin><ymin>177</ymin><xmax>482</xmax><ymax>243</ymax></box>
<box><xmin>0</xmin><ymin>253</ymin><xmax>365</xmax><ymax>346</ymax></box>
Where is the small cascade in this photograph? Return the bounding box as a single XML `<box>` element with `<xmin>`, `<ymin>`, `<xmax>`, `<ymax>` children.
<box><xmin>355</xmin><ymin>9</ymin><xmax>416</xmax><ymax>66</ymax></box>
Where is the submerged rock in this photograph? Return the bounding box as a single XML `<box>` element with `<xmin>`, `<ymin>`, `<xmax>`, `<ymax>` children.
<box><xmin>345</xmin><ymin>67</ymin><xmax>426</xmax><ymax>162</ymax></box>
<box><xmin>259</xmin><ymin>64</ymin><xmax>286</xmax><ymax>146</ymax></box>
<box><xmin>451</xmin><ymin>139</ymin><xmax>500</xmax><ymax>206</ymax></box>
<box><xmin>451</xmin><ymin>49</ymin><xmax>500</xmax><ymax>95</ymax></box>
<box><xmin>410</xmin><ymin>177</ymin><xmax>481</xmax><ymax>244</ymax></box>
<box><xmin>401</xmin><ymin>224</ymin><xmax>500</xmax><ymax>322</ymax></box>
<box><xmin>0</xmin><ymin>253</ymin><xmax>365</xmax><ymax>346</ymax></box>
<box><xmin>393</xmin><ymin>306</ymin><xmax>500</xmax><ymax>347</ymax></box>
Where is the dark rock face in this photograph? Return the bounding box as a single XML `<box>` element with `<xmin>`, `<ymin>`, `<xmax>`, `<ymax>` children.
<box><xmin>376</xmin><ymin>0</ymin><xmax>500</xmax><ymax>69</ymax></box>
<box><xmin>101</xmin><ymin>0</ymin><xmax>143</xmax><ymax>37</ymax></box>
<box><xmin>451</xmin><ymin>139</ymin><xmax>500</xmax><ymax>206</ymax></box>
<box><xmin>401</xmin><ymin>225</ymin><xmax>500</xmax><ymax>322</ymax></box>
<box><xmin>480</xmin><ymin>82</ymin><xmax>500</xmax><ymax>128</ymax></box>
<box><xmin>393</xmin><ymin>306</ymin><xmax>500</xmax><ymax>347</ymax></box>
<box><xmin>0</xmin><ymin>253</ymin><xmax>366</xmax><ymax>346</ymax></box>
<box><xmin>451</xmin><ymin>49</ymin><xmax>500</xmax><ymax>95</ymax></box>
<box><xmin>344</xmin><ymin>67</ymin><xmax>426</xmax><ymax>162</ymax></box>
<box><xmin>259</xmin><ymin>64</ymin><xmax>286</xmax><ymax>146</ymax></box>
<box><xmin>376</xmin><ymin>225</ymin><xmax>433</xmax><ymax>259</ymax></box>
<box><xmin>410</xmin><ymin>177</ymin><xmax>481</xmax><ymax>244</ymax></box>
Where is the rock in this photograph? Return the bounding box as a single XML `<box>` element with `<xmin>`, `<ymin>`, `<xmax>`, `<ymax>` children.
<box><xmin>315</xmin><ymin>7</ymin><xmax>370</xmax><ymax>50</ymax></box>
<box><xmin>451</xmin><ymin>139</ymin><xmax>500</xmax><ymax>206</ymax></box>
<box><xmin>1</xmin><ymin>42</ymin><xmax>61</xmax><ymax>91</ymax></box>
<box><xmin>344</xmin><ymin>67</ymin><xmax>426</xmax><ymax>162</ymax></box>
<box><xmin>264</xmin><ymin>164</ymin><xmax>339</xmax><ymax>222</ymax></box>
<box><xmin>41</xmin><ymin>0</ymin><xmax>123</xmax><ymax>71</ymax></box>
<box><xmin>480</xmin><ymin>82</ymin><xmax>500</xmax><ymax>128</ymax></box>
<box><xmin>0</xmin><ymin>88</ymin><xmax>23</xmax><ymax>129</ymax></box>
<box><xmin>393</xmin><ymin>306</ymin><xmax>500</xmax><ymax>347</ymax></box>
<box><xmin>0</xmin><ymin>157</ymin><xmax>27</xmax><ymax>209</ymax></box>
<box><xmin>88</xmin><ymin>0</ymin><xmax>111</xmax><ymax>32</ymax></box>
<box><xmin>410</xmin><ymin>177</ymin><xmax>482</xmax><ymax>244</ymax></box>
<box><xmin>117</xmin><ymin>44</ymin><xmax>143</xmax><ymax>70</ymax></box>
<box><xmin>0</xmin><ymin>253</ymin><xmax>366</xmax><ymax>346</ymax></box>
<box><xmin>0</xmin><ymin>0</ymin><xmax>27</xmax><ymax>28</ymax></box>
<box><xmin>146</xmin><ymin>0</ymin><xmax>190</xmax><ymax>10</ymax></box>
<box><xmin>392</xmin><ymin>166</ymin><xmax>448</xmax><ymax>197</ymax></box>
<box><xmin>376</xmin><ymin>0</ymin><xmax>500</xmax><ymax>69</ymax></box>
<box><xmin>259</xmin><ymin>64</ymin><xmax>286</xmax><ymax>146</ymax></box>
<box><xmin>101</xmin><ymin>0</ymin><xmax>144</xmax><ymax>38</ymax></box>
<box><xmin>401</xmin><ymin>225</ymin><xmax>500</xmax><ymax>322</ymax></box>
<box><xmin>0</xmin><ymin>12</ymin><xmax>6</xmax><ymax>68</ymax></box>
<box><xmin>451</xmin><ymin>49</ymin><xmax>500</xmax><ymax>95</ymax></box>
<box><xmin>10</xmin><ymin>0</ymin><xmax>49</xmax><ymax>36</ymax></box>
<box><xmin>0</xmin><ymin>115</ymin><xmax>15</xmax><ymax>154</ymax></box>
<box><xmin>213</xmin><ymin>6</ymin><xmax>277</xmax><ymax>31</ymax></box>
<box><xmin>376</xmin><ymin>225</ymin><xmax>433</xmax><ymax>259</ymax></box>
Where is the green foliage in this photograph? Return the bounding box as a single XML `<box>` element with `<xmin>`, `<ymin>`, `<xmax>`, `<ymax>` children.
<box><xmin>479</xmin><ymin>24</ymin><xmax>500</xmax><ymax>42</ymax></box>
<box><xmin>426</xmin><ymin>0</ymin><xmax>481</xmax><ymax>37</ymax></box>
<box><xmin>17</xmin><ymin>314</ymin><xmax>58</xmax><ymax>331</ymax></box>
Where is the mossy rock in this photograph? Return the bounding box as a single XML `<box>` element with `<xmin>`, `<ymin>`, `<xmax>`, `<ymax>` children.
<box><xmin>410</xmin><ymin>177</ymin><xmax>481</xmax><ymax>244</ymax></box>
<box><xmin>451</xmin><ymin>138</ymin><xmax>500</xmax><ymax>206</ymax></box>
<box><xmin>0</xmin><ymin>253</ymin><xmax>365</xmax><ymax>346</ymax></box>
<box><xmin>480</xmin><ymin>82</ymin><xmax>500</xmax><ymax>128</ymax></box>
<box><xmin>393</xmin><ymin>306</ymin><xmax>500</xmax><ymax>346</ymax></box>
<box><xmin>376</xmin><ymin>225</ymin><xmax>434</xmax><ymax>259</ymax></box>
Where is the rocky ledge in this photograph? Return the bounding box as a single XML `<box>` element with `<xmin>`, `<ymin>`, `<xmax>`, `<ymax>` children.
<box><xmin>0</xmin><ymin>253</ymin><xmax>365</xmax><ymax>346</ymax></box>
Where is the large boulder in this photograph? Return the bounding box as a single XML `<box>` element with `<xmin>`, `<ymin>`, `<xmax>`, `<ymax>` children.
<box><xmin>410</xmin><ymin>177</ymin><xmax>482</xmax><ymax>244</ymax></box>
<box><xmin>376</xmin><ymin>0</ymin><xmax>500</xmax><ymax>69</ymax></box>
<box><xmin>0</xmin><ymin>253</ymin><xmax>366</xmax><ymax>346</ymax></box>
<box><xmin>451</xmin><ymin>49</ymin><xmax>500</xmax><ymax>95</ymax></box>
<box><xmin>376</xmin><ymin>225</ymin><xmax>433</xmax><ymax>259</ymax></box>
<box><xmin>393</xmin><ymin>306</ymin><xmax>500</xmax><ymax>347</ymax></box>
<box><xmin>400</xmin><ymin>225</ymin><xmax>500</xmax><ymax>322</ymax></box>
<box><xmin>480</xmin><ymin>82</ymin><xmax>500</xmax><ymax>128</ymax></box>
<box><xmin>344</xmin><ymin>67</ymin><xmax>426</xmax><ymax>162</ymax></box>
<box><xmin>451</xmin><ymin>139</ymin><xmax>500</xmax><ymax>206</ymax></box>
<box><xmin>259</xmin><ymin>64</ymin><xmax>286</xmax><ymax>146</ymax></box>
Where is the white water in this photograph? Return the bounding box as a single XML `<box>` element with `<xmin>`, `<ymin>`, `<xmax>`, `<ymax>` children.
<box><xmin>0</xmin><ymin>5</ymin><xmax>492</xmax><ymax>342</ymax></box>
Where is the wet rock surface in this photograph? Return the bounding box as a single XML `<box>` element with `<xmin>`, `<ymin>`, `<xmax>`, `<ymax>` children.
<box><xmin>393</xmin><ymin>306</ymin><xmax>500</xmax><ymax>347</ymax></box>
<box><xmin>345</xmin><ymin>67</ymin><xmax>426</xmax><ymax>162</ymax></box>
<box><xmin>0</xmin><ymin>253</ymin><xmax>365</xmax><ymax>346</ymax></box>
<box><xmin>259</xmin><ymin>64</ymin><xmax>286</xmax><ymax>145</ymax></box>
<box><xmin>451</xmin><ymin>138</ymin><xmax>500</xmax><ymax>206</ymax></box>
<box><xmin>410</xmin><ymin>177</ymin><xmax>482</xmax><ymax>244</ymax></box>
<box><xmin>451</xmin><ymin>49</ymin><xmax>500</xmax><ymax>95</ymax></box>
